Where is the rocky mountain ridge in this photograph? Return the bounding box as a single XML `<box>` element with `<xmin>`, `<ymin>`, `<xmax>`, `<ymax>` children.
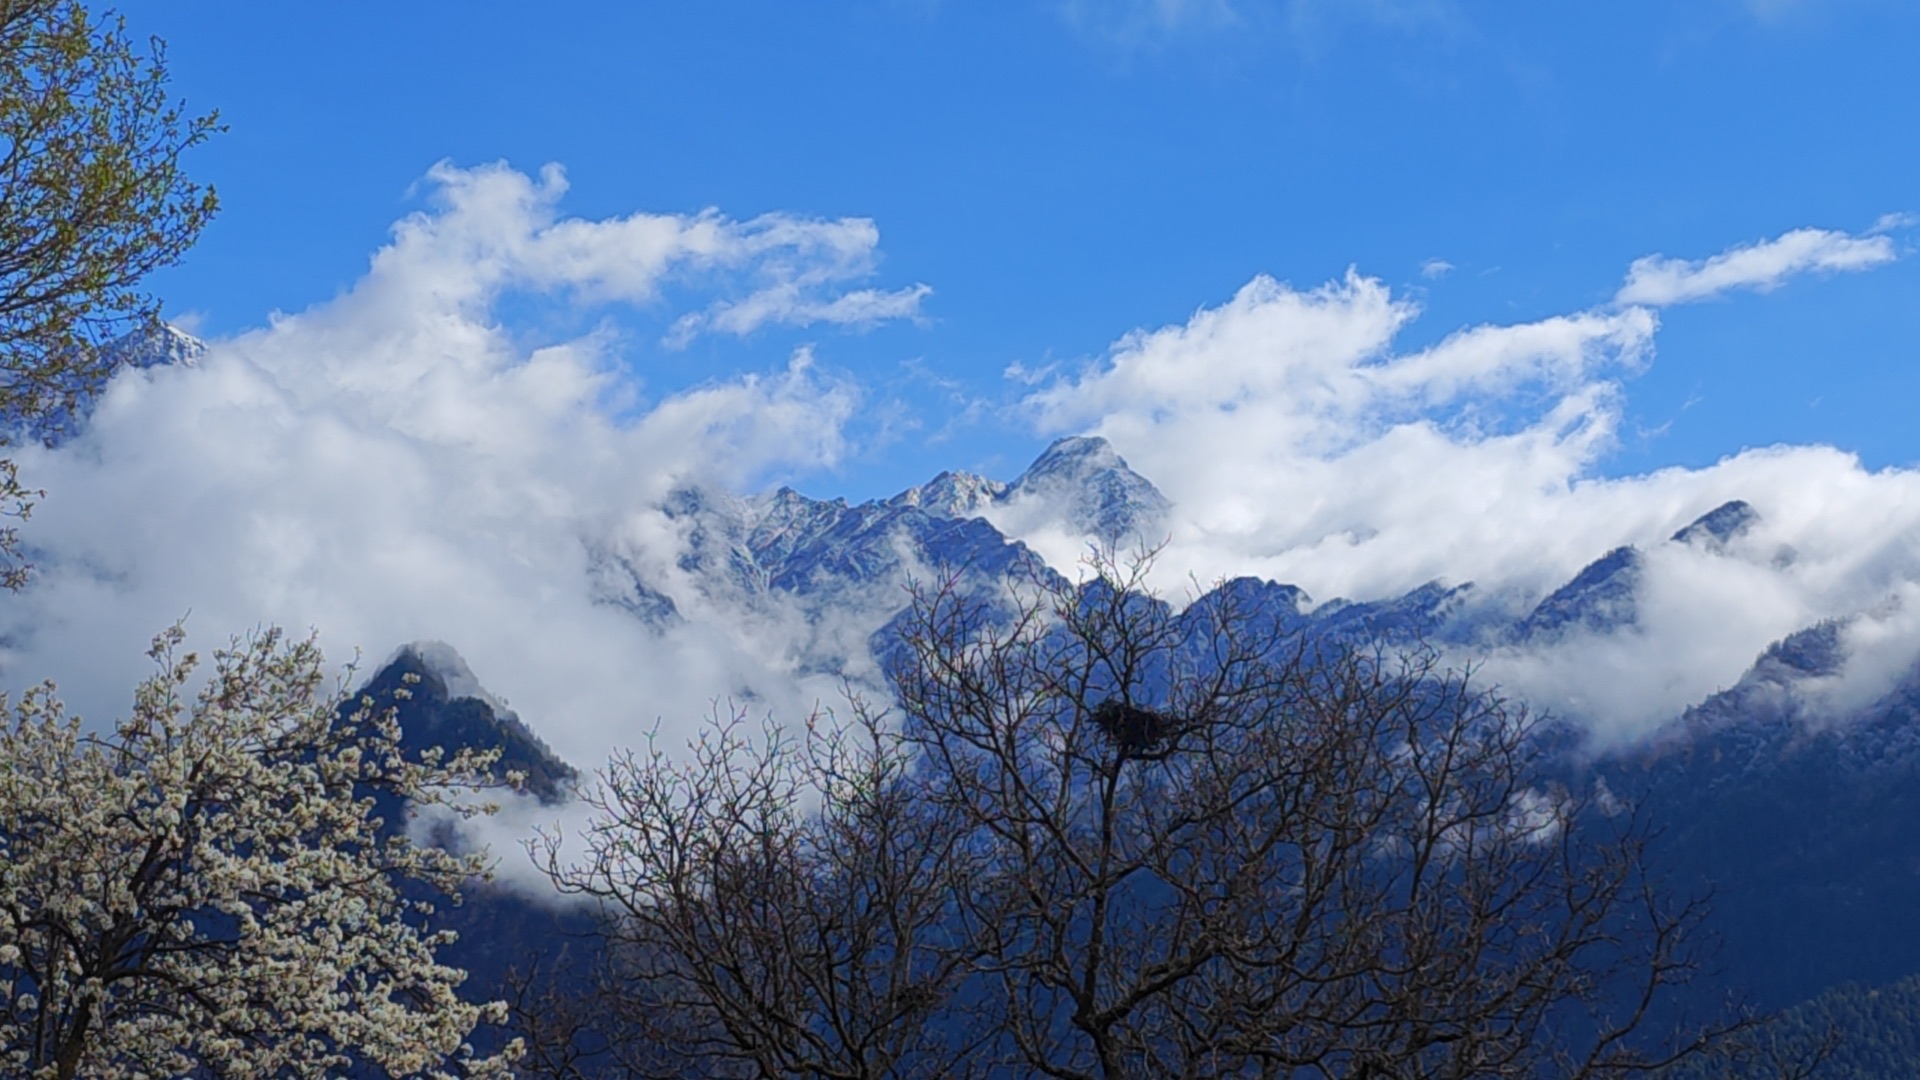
<box><xmin>37</xmin><ymin>328</ymin><xmax>1920</xmax><ymax>1016</ymax></box>
<box><xmin>48</xmin><ymin>329</ymin><xmax>1914</xmax><ymax>758</ymax></box>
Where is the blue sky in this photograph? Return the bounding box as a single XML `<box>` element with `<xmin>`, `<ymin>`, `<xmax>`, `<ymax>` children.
<box><xmin>11</xmin><ymin>1</ymin><xmax>1920</xmax><ymax>768</ymax></box>
<box><xmin>119</xmin><ymin>0</ymin><xmax>1920</xmax><ymax>499</ymax></box>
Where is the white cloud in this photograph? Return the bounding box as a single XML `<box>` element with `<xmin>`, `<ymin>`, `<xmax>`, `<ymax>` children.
<box><xmin>1614</xmin><ymin>225</ymin><xmax>1896</xmax><ymax>307</ymax></box>
<box><xmin>1870</xmin><ymin>211</ymin><xmax>1918</xmax><ymax>235</ymax></box>
<box><xmin>1018</xmin><ymin>227</ymin><xmax>1917</xmax><ymax>743</ymax></box>
<box><xmin>1420</xmin><ymin>258</ymin><xmax>1454</xmax><ymax>279</ymax></box>
<box><xmin>372</xmin><ymin>160</ymin><xmax>928</xmax><ymax>345</ymax></box>
<box><xmin>7</xmin><ymin>172</ymin><xmax>1917</xmax><ymax>824</ymax></box>
<box><xmin>0</xmin><ymin>162</ymin><xmax>913</xmax><ymax>805</ymax></box>
<box><xmin>669</xmin><ymin>282</ymin><xmax>933</xmax><ymax>346</ymax></box>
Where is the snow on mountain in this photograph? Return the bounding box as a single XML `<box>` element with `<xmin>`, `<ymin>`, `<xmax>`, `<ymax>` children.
<box><xmin>61</xmin><ymin>327</ymin><xmax>1920</xmax><ymax>1019</ymax></box>
<box><xmin>47</xmin><ymin>327</ymin><xmax>1920</xmax><ymax>762</ymax></box>
<box><xmin>1512</xmin><ymin>545</ymin><xmax>1646</xmax><ymax>642</ymax></box>
<box><xmin>360</xmin><ymin>642</ymin><xmax>579</xmax><ymax>805</ymax></box>
<box><xmin>1310</xmin><ymin>580</ymin><xmax>1480</xmax><ymax>646</ymax></box>
<box><xmin>993</xmin><ymin>435</ymin><xmax>1173</xmax><ymax>546</ymax></box>
<box><xmin>881</xmin><ymin>436</ymin><xmax>1171</xmax><ymax>549</ymax></box>
<box><xmin>110</xmin><ymin>323</ymin><xmax>208</xmax><ymax>370</ymax></box>
<box><xmin>5</xmin><ymin>322</ymin><xmax>206</xmax><ymax>446</ymax></box>
<box><xmin>643</xmin><ymin>479</ymin><xmax>1045</xmax><ymax>608</ymax></box>
<box><xmin>559</xmin><ymin>437</ymin><xmax>1166</xmax><ymax>679</ymax></box>
<box><xmin>886</xmin><ymin>470</ymin><xmax>1006</xmax><ymax>518</ymax></box>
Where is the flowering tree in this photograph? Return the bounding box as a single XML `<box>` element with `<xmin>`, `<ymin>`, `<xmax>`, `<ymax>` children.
<box><xmin>0</xmin><ymin>0</ymin><xmax>221</xmax><ymax>586</ymax></box>
<box><xmin>0</xmin><ymin>625</ymin><xmax>519</xmax><ymax>1079</ymax></box>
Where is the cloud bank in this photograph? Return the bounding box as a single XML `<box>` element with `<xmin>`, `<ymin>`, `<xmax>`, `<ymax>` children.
<box><xmin>1021</xmin><ymin>223</ymin><xmax>1913</xmax><ymax>742</ymax></box>
<box><xmin>0</xmin><ymin>162</ymin><xmax>920</xmax><ymax>789</ymax></box>
<box><xmin>0</xmin><ymin>165</ymin><xmax>1909</xmax><ymax>821</ymax></box>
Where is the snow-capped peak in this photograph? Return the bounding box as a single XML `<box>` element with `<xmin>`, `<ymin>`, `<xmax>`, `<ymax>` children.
<box><xmin>887</xmin><ymin>470</ymin><xmax>1007</xmax><ymax>518</ymax></box>
<box><xmin>1000</xmin><ymin>436</ymin><xmax>1172</xmax><ymax>545</ymax></box>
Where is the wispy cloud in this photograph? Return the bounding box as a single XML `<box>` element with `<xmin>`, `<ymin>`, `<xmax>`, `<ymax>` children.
<box><xmin>1614</xmin><ymin>225</ymin><xmax>1896</xmax><ymax>307</ymax></box>
<box><xmin>379</xmin><ymin>160</ymin><xmax>929</xmax><ymax>345</ymax></box>
<box><xmin>1057</xmin><ymin>0</ymin><xmax>1242</xmax><ymax>46</ymax></box>
<box><xmin>669</xmin><ymin>282</ymin><xmax>932</xmax><ymax>346</ymax></box>
<box><xmin>1055</xmin><ymin>0</ymin><xmax>1462</xmax><ymax>51</ymax></box>
<box><xmin>1870</xmin><ymin>211</ymin><xmax>1918</xmax><ymax>234</ymax></box>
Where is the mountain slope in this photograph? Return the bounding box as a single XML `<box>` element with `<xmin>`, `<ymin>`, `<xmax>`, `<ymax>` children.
<box><xmin>62</xmin><ymin>327</ymin><xmax>1920</xmax><ymax>1026</ymax></box>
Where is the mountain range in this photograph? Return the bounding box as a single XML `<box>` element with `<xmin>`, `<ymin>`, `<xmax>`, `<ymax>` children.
<box><xmin>368</xmin><ymin>420</ymin><xmax>1920</xmax><ymax>1013</ymax></box>
<box><xmin>31</xmin><ymin>328</ymin><xmax>1920</xmax><ymax>1045</ymax></box>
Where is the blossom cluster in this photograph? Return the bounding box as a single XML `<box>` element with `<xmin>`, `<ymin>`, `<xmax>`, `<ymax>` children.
<box><xmin>0</xmin><ymin>626</ymin><xmax>520</xmax><ymax>1078</ymax></box>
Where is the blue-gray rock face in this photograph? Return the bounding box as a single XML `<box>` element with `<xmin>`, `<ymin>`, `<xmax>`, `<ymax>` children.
<box><xmin>79</xmin><ymin>327</ymin><xmax>1920</xmax><ymax>1023</ymax></box>
<box><xmin>1513</xmin><ymin>545</ymin><xmax>1645</xmax><ymax>642</ymax></box>
<box><xmin>1671</xmin><ymin>499</ymin><xmax>1759</xmax><ymax>550</ymax></box>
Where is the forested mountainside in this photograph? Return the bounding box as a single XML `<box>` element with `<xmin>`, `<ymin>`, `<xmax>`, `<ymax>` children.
<box><xmin>370</xmin><ymin>550</ymin><xmax>1920</xmax><ymax>1051</ymax></box>
<box><xmin>1663</xmin><ymin>973</ymin><xmax>1920</xmax><ymax>1080</ymax></box>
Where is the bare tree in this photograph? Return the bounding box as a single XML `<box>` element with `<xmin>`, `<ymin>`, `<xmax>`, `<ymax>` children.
<box><xmin>531</xmin><ymin>552</ymin><xmax>1739</xmax><ymax>1078</ymax></box>
<box><xmin>531</xmin><ymin>698</ymin><xmax>984</xmax><ymax>1080</ymax></box>
<box><xmin>890</xmin><ymin>554</ymin><xmax>1732</xmax><ymax>1078</ymax></box>
<box><xmin>1677</xmin><ymin>1024</ymin><xmax>1839</xmax><ymax>1080</ymax></box>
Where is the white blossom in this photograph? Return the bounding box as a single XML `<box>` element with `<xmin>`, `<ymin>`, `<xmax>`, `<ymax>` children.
<box><xmin>0</xmin><ymin>625</ymin><xmax>521</xmax><ymax>1078</ymax></box>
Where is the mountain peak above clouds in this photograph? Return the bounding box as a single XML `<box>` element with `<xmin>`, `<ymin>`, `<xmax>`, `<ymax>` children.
<box><xmin>885</xmin><ymin>436</ymin><xmax>1172</xmax><ymax>548</ymax></box>
<box><xmin>999</xmin><ymin>436</ymin><xmax>1173</xmax><ymax>546</ymax></box>
<box><xmin>112</xmin><ymin>323</ymin><xmax>207</xmax><ymax>369</ymax></box>
<box><xmin>1513</xmin><ymin>545</ymin><xmax>1646</xmax><ymax>642</ymax></box>
<box><xmin>1016</xmin><ymin>434</ymin><xmax>1124</xmax><ymax>474</ymax></box>
<box><xmin>1671</xmin><ymin>499</ymin><xmax>1760</xmax><ymax>550</ymax></box>
<box><xmin>358</xmin><ymin>642</ymin><xmax>579</xmax><ymax>804</ymax></box>
<box><xmin>886</xmin><ymin>470</ymin><xmax>1007</xmax><ymax>518</ymax></box>
<box><xmin>8</xmin><ymin>322</ymin><xmax>206</xmax><ymax>446</ymax></box>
